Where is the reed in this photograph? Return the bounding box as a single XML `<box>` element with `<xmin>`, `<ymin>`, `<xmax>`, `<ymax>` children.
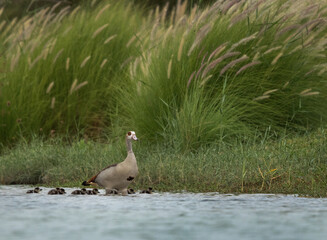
<box><xmin>0</xmin><ymin>0</ymin><xmax>326</xmax><ymax>153</ymax></box>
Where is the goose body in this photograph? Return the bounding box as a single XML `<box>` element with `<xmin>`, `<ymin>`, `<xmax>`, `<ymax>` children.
<box><xmin>82</xmin><ymin>131</ymin><xmax>138</xmax><ymax>195</ymax></box>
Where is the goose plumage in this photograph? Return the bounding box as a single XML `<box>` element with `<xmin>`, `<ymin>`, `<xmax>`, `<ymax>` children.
<box><xmin>82</xmin><ymin>131</ymin><xmax>138</xmax><ymax>195</ymax></box>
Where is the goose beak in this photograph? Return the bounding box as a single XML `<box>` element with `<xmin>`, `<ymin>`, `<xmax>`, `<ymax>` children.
<box><xmin>132</xmin><ymin>135</ymin><xmax>138</xmax><ymax>141</ymax></box>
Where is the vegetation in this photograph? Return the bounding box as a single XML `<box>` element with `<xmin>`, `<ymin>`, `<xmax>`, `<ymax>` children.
<box><xmin>0</xmin><ymin>0</ymin><xmax>326</xmax><ymax>196</ymax></box>
<box><xmin>0</xmin><ymin>129</ymin><xmax>326</xmax><ymax>197</ymax></box>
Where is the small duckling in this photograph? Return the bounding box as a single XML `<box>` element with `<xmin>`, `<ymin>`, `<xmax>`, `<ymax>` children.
<box><xmin>58</xmin><ymin>188</ymin><xmax>66</xmax><ymax>194</ymax></box>
<box><xmin>80</xmin><ymin>188</ymin><xmax>87</xmax><ymax>195</ymax></box>
<box><xmin>106</xmin><ymin>189</ymin><xmax>118</xmax><ymax>195</ymax></box>
<box><xmin>127</xmin><ymin>188</ymin><xmax>135</xmax><ymax>194</ymax></box>
<box><xmin>48</xmin><ymin>189</ymin><xmax>58</xmax><ymax>195</ymax></box>
<box><xmin>71</xmin><ymin>189</ymin><xmax>82</xmax><ymax>195</ymax></box>
<box><xmin>33</xmin><ymin>187</ymin><xmax>42</xmax><ymax>193</ymax></box>
<box><xmin>26</xmin><ymin>187</ymin><xmax>42</xmax><ymax>194</ymax></box>
<box><xmin>90</xmin><ymin>188</ymin><xmax>99</xmax><ymax>195</ymax></box>
<box><xmin>140</xmin><ymin>187</ymin><xmax>154</xmax><ymax>194</ymax></box>
<box><xmin>86</xmin><ymin>190</ymin><xmax>94</xmax><ymax>195</ymax></box>
<box><xmin>48</xmin><ymin>187</ymin><xmax>65</xmax><ymax>195</ymax></box>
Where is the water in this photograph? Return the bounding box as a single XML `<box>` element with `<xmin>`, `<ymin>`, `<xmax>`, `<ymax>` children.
<box><xmin>1</xmin><ymin>186</ymin><xmax>327</xmax><ymax>240</ymax></box>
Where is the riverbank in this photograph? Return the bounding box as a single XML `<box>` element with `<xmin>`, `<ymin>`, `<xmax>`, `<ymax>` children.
<box><xmin>1</xmin><ymin>129</ymin><xmax>326</xmax><ymax>197</ymax></box>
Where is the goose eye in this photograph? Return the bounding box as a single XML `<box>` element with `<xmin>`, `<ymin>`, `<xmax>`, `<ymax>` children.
<box><xmin>128</xmin><ymin>131</ymin><xmax>132</xmax><ymax>136</ymax></box>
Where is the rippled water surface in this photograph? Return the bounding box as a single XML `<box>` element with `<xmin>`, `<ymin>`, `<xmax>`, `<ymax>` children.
<box><xmin>1</xmin><ymin>185</ymin><xmax>327</xmax><ymax>240</ymax></box>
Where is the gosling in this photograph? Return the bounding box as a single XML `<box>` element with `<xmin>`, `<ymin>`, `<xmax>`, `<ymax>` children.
<box><xmin>26</xmin><ymin>187</ymin><xmax>42</xmax><ymax>194</ymax></box>
<box><xmin>140</xmin><ymin>187</ymin><xmax>154</xmax><ymax>194</ymax></box>
<box><xmin>48</xmin><ymin>188</ymin><xmax>66</xmax><ymax>195</ymax></box>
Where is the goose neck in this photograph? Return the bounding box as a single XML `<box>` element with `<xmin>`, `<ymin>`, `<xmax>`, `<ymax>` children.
<box><xmin>126</xmin><ymin>138</ymin><xmax>133</xmax><ymax>153</ymax></box>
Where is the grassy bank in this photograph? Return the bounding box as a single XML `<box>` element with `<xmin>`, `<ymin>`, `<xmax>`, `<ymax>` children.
<box><xmin>0</xmin><ymin>0</ymin><xmax>326</xmax><ymax>196</ymax></box>
<box><xmin>1</xmin><ymin>129</ymin><xmax>326</xmax><ymax>197</ymax></box>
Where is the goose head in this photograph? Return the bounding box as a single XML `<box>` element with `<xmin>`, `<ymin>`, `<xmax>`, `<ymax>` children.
<box><xmin>126</xmin><ymin>131</ymin><xmax>138</xmax><ymax>141</ymax></box>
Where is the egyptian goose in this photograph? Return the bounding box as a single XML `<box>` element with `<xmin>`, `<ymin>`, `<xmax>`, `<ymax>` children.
<box><xmin>82</xmin><ymin>131</ymin><xmax>139</xmax><ymax>195</ymax></box>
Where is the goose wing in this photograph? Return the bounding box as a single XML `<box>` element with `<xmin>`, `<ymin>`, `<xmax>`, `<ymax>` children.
<box><xmin>82</xmin><ymin>163</ymin><xmax>118</xmax><ymax>186</ymax></box>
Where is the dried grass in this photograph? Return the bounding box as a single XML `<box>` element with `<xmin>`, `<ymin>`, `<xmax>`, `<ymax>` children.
<box><xmin>80</xmin><ymin>56</ymin><xmax>91</xmax><ymax>68</ymax></box>
<box><xmin>95</xmin><ymin>4</ymin><xmax>111</xmax><ymax>21</ymax></box>
<box><xmin>46</xmin><ymin>82</ymin><xmax>54</xmax><ymax>94</ymax></box>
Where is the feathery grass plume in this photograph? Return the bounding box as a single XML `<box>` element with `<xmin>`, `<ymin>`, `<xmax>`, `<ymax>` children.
<box><xmin>188</xmin><ymin>23</ymin><xmax>212</xmax><ymax>56</ymax></box>
<box><xmin>300</xmin><ymin>88</ymin><xmax>312</xmax><ymax>95</ymax></box>
<box><xmin>69</xmin><ymin>79</ymin><xmax>78</xmax><ymax>95</ymax></box>
<box><xmin>92</xmin><ymin>24</ymin><xmax>108</xmax><ymax>38</ymax></box>
<box><xmin>304</xmin><ymin>70</ymin><xmax>315</xmax><ymax>76</ymax></box>
<box><xmin>52</xmin><ymin>48</ymin><xmax>64</xmax><ymax>65</ymax></box>
<box><xmin>253</xmin><ymin>95</ymin><xmax>270</xmax><ymax>101</ymax></box>
<box><xmin>199</xmin><ymin>74</ymin><xmax>213</xmax><ymax>86</ymax></box>
<box><xmin>263</xmin><ymin>46</ymin><xmax>282</xmax><ymax>55</ymax></box>
<box><xmin>282</xmin><ymin>81</ymin><xmax>289</xmax><ymax>89</ymax></box>
<box><xmin>10</xmin><ymin>51</ymin><xmax>21</xmax><ymax>72</ymax></box>
<box><xmin>195</xmin><ymin>64</ymin><xmax>206</xmax><ymax>79</ymax></box>
<box><xmin>50</xmin><ymin>97</ymin><xmax>55</xmax><ymax>109</ymax></box>
<box><xmin>235</xmin><ymin>61</ymin><xmax>261</xmax><ymax>76</ymax></box>
<box><xmin>66</xmin><ymin>58</ymin><xmax>70</xmax><ymax>71</ymax></box>
<box><xmin>0</xmin><ymin>7</ymin><xmax>3</xmax><ymax>17</ymax></box>
<box><xmin>263</xmin><ymin>89</ymin><xmax>278</xmax><ymax>96</ymax></box>
<box><xmin>0</xmin><ymin>20</ymin><xmax>6</xmax><ymax>32</ymax></box>
<box><xmin>202</xmin><ymin>52</ymin><xmax>241</xmax><ymax>78</ymax></box>
<box><xmin>160</xmin><ymin>2</ymin><xmax>169</xmax><ymax>25</ymax></box>
<box><xmin>53</xmin><ymin>6</ymin><xmax>71</xmax><ymax>23</ymax></box>
<box><xmin>175</xmin><ymin>0</ymin><xmax>187</xmax><ymax>23</ymax></box>
<box><xmin>229</xmin><ymin>1</ymin><xmax>264</xmax><ymax>28</ymax></box>
<box><xmin>275</xmin><ymin>24</ymin><xmax>300</xmax><ymax>38</ymax></box>
<box><xmin>80</xmin><ymin>56</ymin><xmax>91</xmax><ymax>68</ymax></box>
<box><xmin>100</xmin><ymin>59</ymin><xmax>108</xmax><ymax>69</ymax></box>
<box><xmin>222</xmin><ymin>0</ymin><xmax>240</xmax><ymax>14</ymax></box>
<box><xmin>48</xmin><ymin>38</ymin><xmax>57</xmax><ymax>54</ymax></box>
<box><xmin>271</xmin><ymin>52</ymin><xmax>283</xmax><ymax>65</ymax></box>
<box><xmin>46</xmin><ymin>82</ymin><xmax>54</xmax><ymax>94</ymax></box>
<box><xmin>42</xmin><ymin>47</ymin><xmax>49</xmax><ymax>60</ymax></box>
<box><xmin>301</xmin><ymin>91</ymin><xmax>320</xmax><ymax>97</ymax></box>
<box><xmin>104</xmin><ymin>34</ymin><xmax>117</xmax><ymax>44</ymax></box>
<box><xmin>126</xmin><ymin>35</ymin><xmax>136</xmax><ymax>48</ymax></box>
<box><xmin>201</xmin><ymin>52</ymin><xmax>208</xmax><ymax>65</ymax></box>
<box><xmin>70</xmin><ymin>6</ymin><xmax>81</xmax><ymax>17</ymax></box>
<box><xmin>162</xmin><ymin>25</ymin><xmax>173</xmax><ymax>46</ymax></box>
<box><xmin>177</xmin><ymin>35</ymin><xmax>185</xmax><ymax>62</ymax></box>
<box><xmin>289</xmin><ymin>45</ymin><xmax>302</xmax><ymax>54</ymax></box>
<box><xmin>120</xmin><ymin>57</ymin><xmax>133</xmax><ymax>69</ymax></box>
<box><xmin>189</xmin><ymin>5</ymin><xmax>198</xmax><ymax>23</ymax></box>
<box><xmin>167</xmin><ymin>58</ymin><xmax>173</xmax><ymax>79</ymax></box>
<box><xmin>187</xmin><ymin>71</ymin><xmax>196</xmax><ymax>88</ymax></box>
<box><xmin>74</xmin><ymin>81</ymin><xmax>88</xmax><ymax>92</ymax></box>
<box><xmin>29</xmin><ymin>54</ymin><xmax>43</xmax><ymax>69</ymax></box>
<box><xmin>95</xmin><ymin>4</ymin><xmax>111</xmax><ymax>21</ymax></box>
<box><xmin>220</xmin><ymin>55</ymin><xmax>249</xmax><ymax>76</ymax></box>
<box><xmin>207</xmin><ymin>43</ymin><xmax>228</xmax><ymax>62</ymax></box>
<box><xmin>229</xmin><ymin>33</ymin><xmax>257</xmax><ymax>52</ymax></box>
<box><xmin>133</xmin><ymin>57</ymin><xmax>140</xmax><ymax>77</ymax></box>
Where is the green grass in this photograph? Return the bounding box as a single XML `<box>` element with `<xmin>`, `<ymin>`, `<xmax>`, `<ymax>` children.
<box><xmin>0</xmin><ymin>0</ymin><xmax>326</xmax><ymax>196</ymax></box>
<box><xmin>1</xmin><ymin>0</ymin><xmax>326</xmax><ymax>151</ymax></box>
<box><xmin>1</xmin><ymin>129</ymin><xmax>326</xmax><ymax>197</ymax></box>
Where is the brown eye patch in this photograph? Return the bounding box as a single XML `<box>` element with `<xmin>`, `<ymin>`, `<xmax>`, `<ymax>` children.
<box><xmin>128</xmin><ymin>131</ymin><xmax>132</xmax><ymax>136</ymax></box>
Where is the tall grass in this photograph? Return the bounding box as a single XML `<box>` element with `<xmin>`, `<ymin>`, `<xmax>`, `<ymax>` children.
<box><xmin>0</xmin><ymin>1</ymin><xmax>150</xmax><ymax>144</ymax></box>
<box><xmin>123</xmin><ymin>0</ymin><xmax>327</xmax><ymax>150</ymax></box>
<box><xmin>0</xmin><ymin>0</ymin><xmax>326</xmax><ymax>151</ymax></box>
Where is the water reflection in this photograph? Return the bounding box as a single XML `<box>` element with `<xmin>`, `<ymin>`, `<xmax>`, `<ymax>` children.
<box><xmin>1</xmin><ymin>185</ymin><xmax>327</xmax><ymax>240</ymax></box>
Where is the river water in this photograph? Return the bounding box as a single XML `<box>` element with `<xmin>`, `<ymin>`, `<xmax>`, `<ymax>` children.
<box><xmin>1</xmin><ymin>185</ymin><xmax>327</xmax><ymax>240</ymax></box>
